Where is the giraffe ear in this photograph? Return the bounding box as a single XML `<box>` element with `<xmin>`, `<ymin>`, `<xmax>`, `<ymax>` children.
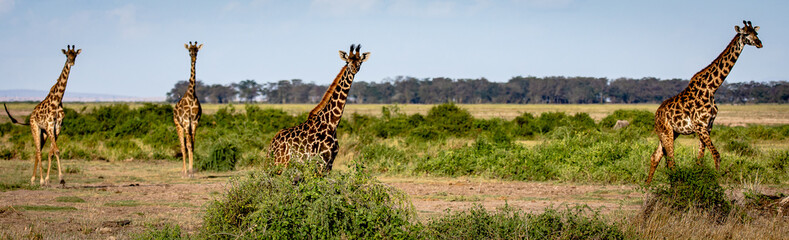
<box><xmin>198</xmin><ymin>44</ymin><xmax>203</xmax><ymax>50</ymax></box>
<box><xmin>753</xmin><ymin>26</ymin><xmax>760</xmax><ymax>31</ymax></box>
<box><xmin>62</xmin><ymin>49</ymin><xmax>67</xmax><ymax>55</ymax></box>
<box><xmin>339</xmin><ymin>50</ymin><xmax>349</xmax><ymax>62</ymax></box>
<box><xmin>76</xmin><ymin>49</ymin><xmax>82</xmax><ymax>55</ymax></box>
<box><xmin>360</xmin><ymin>52</ymin><xmax>370</xmax><ymax>62</ymax></box>
<box><xmin>184</xmin><ymin>44</ymin><xmax>189</xmax><ymax>49</ymax></box>
<box><xmin>734</xmin><ymin>25</ymin><xmax>741</xmax><ymax>33</ymax></box>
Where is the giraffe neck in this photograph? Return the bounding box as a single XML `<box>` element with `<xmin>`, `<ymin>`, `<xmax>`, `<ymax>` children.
<box><xmin>184</xmin><ymin>58</ymin><xmax>198</xmax><ymax>101</ymax></box>
<box><xmin>308</xmin><ymin>65</ymin><xmax>355</xmax><ymax>129</ymax></box>
<box><xmin>686</xmin><ymin>34</ymin><xmax>744</xmax><ymax>95</ymax></box>
<box><xmin>46</xmin><ymin>62</ymin><xmax>73</xmax><ymax>103</ymax></box>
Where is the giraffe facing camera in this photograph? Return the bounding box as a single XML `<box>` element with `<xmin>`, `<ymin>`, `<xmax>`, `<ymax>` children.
<box><xmin>173</xmin><ymin>41</ymin><xmax>203</xmax><ymax>178</ymax></box>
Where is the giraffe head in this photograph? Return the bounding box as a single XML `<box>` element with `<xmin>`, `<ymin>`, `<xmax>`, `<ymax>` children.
<box><xmin>338</xmin><ymin>44</ymin><xmax>370</xmax><ymax>74</ymax></box>
<box><xmin>735</xmin><ymin>20</ymin><xmax>762</xmax><ymax>48</ymax></box>
<box><xmin>61</xmin><ymin>45</ymin><xmax>81</xmax><ymax>66</ymax></box>
<box><xmin>184</xmin><ymin>41</ymin><xmax>203</xmax><ymax>60</ymax></box>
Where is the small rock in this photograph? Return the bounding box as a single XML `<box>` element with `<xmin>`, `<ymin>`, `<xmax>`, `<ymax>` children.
<box><xmin>613</xmin><ymin>120</ymin><xmax>630</xmax><ymax>130</ymax></box>
<box><xmin>98</xmin><ymin>227</ymin><xmax>112</xmax><ymax>233</ymax></box>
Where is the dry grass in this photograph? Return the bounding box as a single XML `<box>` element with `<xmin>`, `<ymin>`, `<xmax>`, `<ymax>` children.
<box><xmin>622</xmin><ymin>201</ymin><xmax>789</xmax><ymax>240</ymax></box>
<box><xmin>4</xmin><ymin>102</ymin><xmax>788</xmax><ymax>126</ymax></box>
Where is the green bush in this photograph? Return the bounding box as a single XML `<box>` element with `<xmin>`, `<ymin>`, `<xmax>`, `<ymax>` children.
<box><xmin>535</xmin><ymin>112</ymin><xmax>569</xmax><ymax>134</ymax></box>
<box><xmin>426</xmin><ymin>103</ymin><xmax>474</xmax><ymax>136</ymax></box>
<box><xmin>648</xmin><ymin>165</ymin><xmax>731</xmax><ymax>216</ymax></box>
<box><xmin>600</xmin><ymin>109</ymin><xmax>654</xmax><ymax>132</ymax></box>
<box><xmin>418</xmin><ymin>205</ymin><xmax>625</xmax><ymax>239</ymax></box>
<box><xmin>197</xmin><ymin>139</ymin><xmax>239</xmax><ymax>172</ymax></box>
<box><xmin>513</xmin><ymin>112</ymin><xmax>538</xmax><ymax>137</ymax></box>
<box><xmin>200</xmin><ymin>163</ymin><xmax>415</xmax><ymax>239</ymax></box>
<box><xmin>722</xmin><ymin>138</ymin><xmax>759</xmax><ymax>156</ymax></box>
<box><xmin>133</xmin><ymin>223</ymin><xmax>186</xmax><ymax>240</ymax></box>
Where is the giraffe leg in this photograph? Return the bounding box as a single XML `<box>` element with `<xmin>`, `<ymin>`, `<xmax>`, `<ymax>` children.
<box><xmin>647</xmin><ymin>127</ymin><xmax>675</xmax><ymax>184</ymax></box>
<box><xmin>698</xmin><ymin>131</ymin><xmax>721</xmax><ymax>170</ymax></box>
<box><xmin>187</xmin><ymin>122</ymin><xmax>197</xmax><ymax>178</ymax></box>
<box><xmin>664</xmin><ymin>133</ymin><xmax>678</xmax><ymax>169</ymax></box>
<box><xmin>176</xmin><ymin>124</ymin><xmax>187</xmax><ymax>177</ymax></box>
<box><xmin>52</xmin><ymin>124</ymin><xmax>64</xmax><ymax>185</ymax></box>
<box><xmin>30</xmin><ymin>127</ymin><xmax>44</xmax><ymax>185</ymax></box>
<box><xmin>696</xmin><ymin>136</ymin><xmax>707</xmax><ymax>165</ymax></box>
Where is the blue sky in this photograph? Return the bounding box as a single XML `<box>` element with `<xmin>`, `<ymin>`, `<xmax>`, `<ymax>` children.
<box><xmin>0</xmin><ymin>0</ymin><xmax>786</xmax><ymax>97</ymax></box>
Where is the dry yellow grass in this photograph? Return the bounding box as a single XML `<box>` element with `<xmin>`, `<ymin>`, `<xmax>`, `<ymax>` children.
<box><xmin>622</xmin><ymin>202</ymin><xmax>789</xmax><ymax>240</ymax></box>
<box><xmin>3</xmin><ymin>102</ymin><xmax>788</xmax><ymax>126</ymax></box>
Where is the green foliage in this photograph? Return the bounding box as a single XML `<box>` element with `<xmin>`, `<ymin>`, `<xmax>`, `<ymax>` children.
<box><xmin>197</xmin><ymin>138</ymin><xmax>238</xmax><ymax>172</ymax></box>
<box><xmin>722</xmin><ymin>138</ymin><xmax>759</xmax><ymax>156</ymax></box>
<box><xmin>648</xmin><ymin>165</ymin><xmax>731</xmax><ymax>215</ymax></box>
<box><xmin>417</xmin><ymin>205</ymin><xmax>624</xmax><ymax>239</ymax></box>
<box><xmin>600</xmin><ymin>109</ymin><xmax>654</xmax><ymax>132</ymax></box>
<box><xmin>200</xmin><ymin>163</ymin><xmax>414</xmax><ymax>239</ymax></box>
<box><xmin>513</xmin><ymin>112</ymin><xmax>538</xmax><ymax>137</ymax></box>
<box><xmin>14</xmin><ymin>205</ymin><xmax>77</xmax><ymax>211</ymax></box>
<box><xmin>133</xmin><ymin>223</ymin><xmax>186</xmax><ymax>240</ymax></box>
<box><xmin>55</xmin><ymin>196</ymin><xmax>85</xmax><ymax>203</ymax></box>
<box><xmin>426</xmin><ymin>103</ymin><xmax>474</xmax><ymax>136</ymax></box>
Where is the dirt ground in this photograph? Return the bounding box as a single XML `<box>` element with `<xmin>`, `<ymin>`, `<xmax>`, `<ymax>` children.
<box><xmin>0</xmin><ymin>159</ymin><xmax>644</xmax><ymax>239</ymax></box>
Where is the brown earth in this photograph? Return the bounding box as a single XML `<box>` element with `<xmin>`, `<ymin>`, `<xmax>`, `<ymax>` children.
<box><xmin>0</xmin><ymin>159</ymin><xmax>642</xmax><ymax>239</ymax></box>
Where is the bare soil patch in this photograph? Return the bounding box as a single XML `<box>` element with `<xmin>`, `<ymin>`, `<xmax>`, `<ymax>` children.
<box><xmin>0</xmin><ymin>159</ymin><xmax>643</xmax><ymax>239</ymax></box>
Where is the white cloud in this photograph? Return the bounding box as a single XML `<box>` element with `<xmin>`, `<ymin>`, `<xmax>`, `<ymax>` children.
<box><xmin>0</xmin><ymin>0</ymin><xmax>14</xmax><ymax>14</ymax></box>
<box><xmin>310</xmin><ymin>0</ymin><xmax>380</xmax><ymax>16</ymax></box>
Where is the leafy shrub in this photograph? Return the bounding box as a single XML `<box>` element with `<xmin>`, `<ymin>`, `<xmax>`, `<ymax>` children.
<box><xmin>197</xmin><ymin>139</ymin><xmax>239</xmax><ymax>172</ymax></box>
<box><xmin>426</xmin><ymin>103</ymin><xmax>473</xmax><ymax>136</ymax></box>
<box><xmin>647</xmin><ymin>165</ymin><xmax>731</xmax><ymax>216</ymax></box>
<box><xmin>0</xmin><ymin>148</ymin><xmax>13</xmax><ymax>159</ymax></box>
<box><xmin>535</xmin><ymin>112</ymin><xmax>569</xmax><ymax>134</ymax></box>
<box><xmin>600</xmin><ymin>109</ymin><xmax>654</xmax><ymax>132</ymax></box>
<box><xmin>513</xmin><ymin>112</ymin><xmax>538</xmax><ymax>137</ymax></box>
<box><xmin>768</xmin><ymin>150</ymin><xmax>789</xmax><ymax>173</ymax></box>
<box><xmin>569</xmin><ymin>112</ymin><xmax>597</xmax><ymax>131</ymax></box>
<box><xmin>200</xmin><ymin>163</ymin><xmax>414</xmax><ymax>239</ymax></box>
<box><xmin>133</xmin><ymin>223</ymin><xmax>186</xmax><ymax>240</ymax></box>
<box><xmin>418</xmin><ymin>205</ymin><xmax>624</xmax><ymax>239</ymax></box>
<box><xmin>722</xmin><ymin>138</ymin><xmax>758</xmax><ymax>156</ymax></box>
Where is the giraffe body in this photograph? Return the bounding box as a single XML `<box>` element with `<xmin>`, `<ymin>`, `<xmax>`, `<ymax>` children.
<box><xmin>268</xmin><ymin>44</ymin><xmax>370</xmax><ymax>172</ymax></box>
<box><xmin>3</xmin><ymin>45</ymin><xmax>80</xmax><ymax>186</ymax></box>
<box><xmin>646</xmin><ymin>21</ymin><xmax>763</xmax><ymax>184</ymax></box>
<box><xmin>173</xmin><ymin>42</ymin><xmax>203</xmax><ymax>178</ymax></box>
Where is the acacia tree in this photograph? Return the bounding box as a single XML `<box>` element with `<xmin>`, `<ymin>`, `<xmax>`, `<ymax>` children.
<box><xmin>166</xmin><ymin>80</ymin><xmax>207</xmax><ymax>103</ymax></box>
<box><xmin>233</xmin><ymin>79</ymin><xmax>262</xmax><ymax>103</ymax></box>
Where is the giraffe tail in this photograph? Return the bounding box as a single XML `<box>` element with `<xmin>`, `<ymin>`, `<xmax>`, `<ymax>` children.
<box><xmin>3</xmin><ymin>103</ymin><xmax>30</xmax><ymax>126</ymax></box>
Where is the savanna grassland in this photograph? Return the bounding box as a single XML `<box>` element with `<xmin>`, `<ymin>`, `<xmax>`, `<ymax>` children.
<box><xmin>1</xmin><ymin>102</ymin><xmax>788</xmax><ymax>239</ymax></box>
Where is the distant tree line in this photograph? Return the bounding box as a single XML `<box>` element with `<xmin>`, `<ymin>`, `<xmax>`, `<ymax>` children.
<box><xmin>166</xmin><ymin>77</ymin><xmax>789</xmax><ymax>104</ymax></box>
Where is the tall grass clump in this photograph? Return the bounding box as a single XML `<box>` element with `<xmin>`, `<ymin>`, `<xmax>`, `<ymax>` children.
<box><xmin>196</xmin><ymin>138</ymin><xmax>239</xmax><ymax>172</ymax></box>
<box><xmin>646</xmin><ymin>165</ymin><xmax>731</xmax><ymax>218</ymax></box>
<box><xmin>200</xmin><ymin>162</ymin><xmax>414</xmax><ymax>239</ymax></box>
<box><xmin>133</xmin><ymin>223</ymin><xmax>186</xmax><ymax>240</ymax></box>
<box><xmin>417</xmin><ymin>205</ymin><xmax>625</xmax><ymax>239</ymax></box>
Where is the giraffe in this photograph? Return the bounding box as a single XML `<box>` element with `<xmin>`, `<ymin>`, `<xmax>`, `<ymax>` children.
<box><xmin>646</xmin><ymin>21</ymin><xmax>763</xmax><ymax>184</ymax></box>
<box><xmin>268</xmin><ymin>44</ymin><xmax>370</xmax><ymax>172</ymax></box>
<box><xmin>3</xmin><ymin>45</ymin><xmax>81</xmax><ymax>186</ymax></box>
<box><xmin>173</xmin><ymin>41</ymin><xmax>203</xmax><ymax>178</ymax></box>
